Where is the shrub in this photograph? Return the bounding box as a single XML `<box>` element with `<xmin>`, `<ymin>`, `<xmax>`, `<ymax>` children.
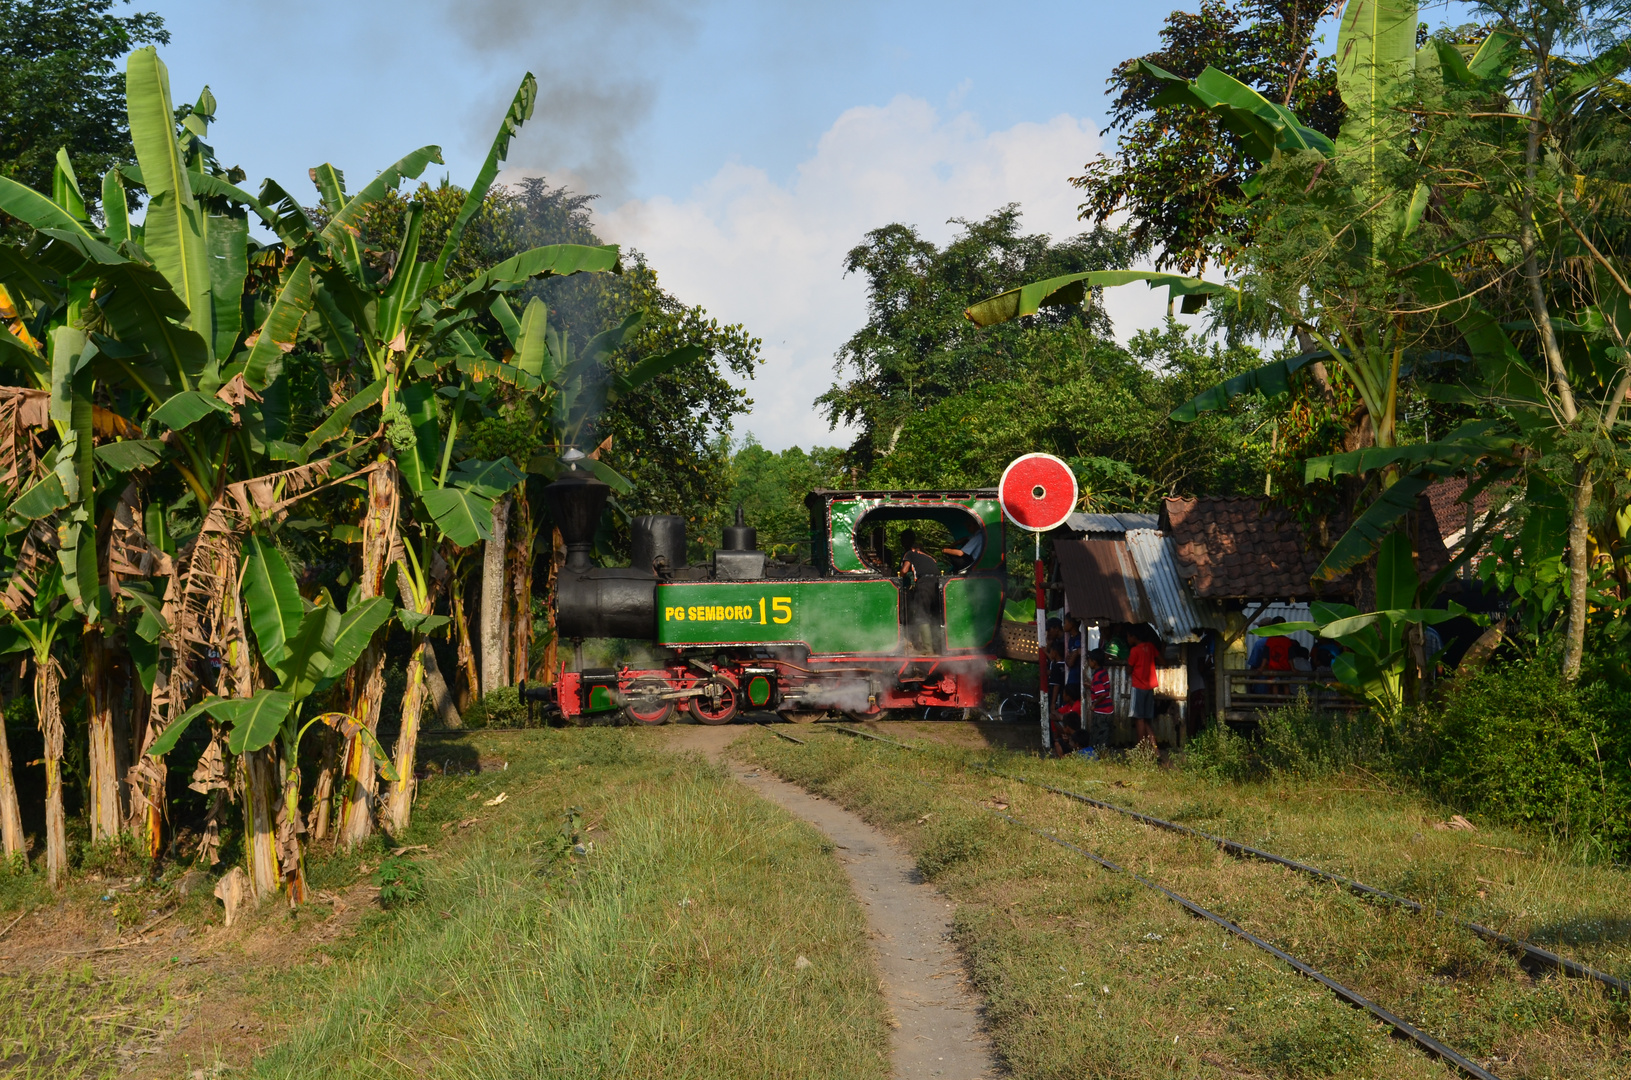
<box><xmin>916</xmin><ymin>815</ymin><xmax>990</xmax><ymax>880</ymax></box>
<box><xmin>1184</xmin><ymin>696</ymin><xmax>1384</xmax><ymax>782</ymax></box>
<box><xmin>375</xmin><ymin>855</ymin><xmax>426</xmax><ymax>907</ymax></box>
<box><xmin>460</xmin><ymin>686</ymin><xmax>535</xmax><ymax>729</ymax></box>
<box><xmin>1403</xmin><ymin>659</ymin><xmax>1631</xmax><ymax>862</ymax></box>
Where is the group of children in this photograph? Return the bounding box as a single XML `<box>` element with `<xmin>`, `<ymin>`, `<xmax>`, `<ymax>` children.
<box><xmin>1043</xmin><ymin>615</ymin><xmax>1112</xmax><ymax>756</ymax></box>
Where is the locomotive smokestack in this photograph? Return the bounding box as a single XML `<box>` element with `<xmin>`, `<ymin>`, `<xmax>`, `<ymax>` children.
<box><xmin>543</xmin><ymin>468</ymin><xmax>611</xmax><ymax>571</ymax></box>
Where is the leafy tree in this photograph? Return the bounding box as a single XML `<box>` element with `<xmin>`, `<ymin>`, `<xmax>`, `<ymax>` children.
<box><xmin>1073</xmin><ymin>0</ymin><xmax>1345</xmax><ymax>271</ymax></box>
<box><xmin>865</xmin><ymin>319</ymin><xmax>1269</xmax><ymax>506</ymax></box>
<box><xmin>720</xmin><ymin>439</ymin><xmax>849</xmax><ymax>558</ymax></box>
<box><xmin>361</xmin><ymin>176</ymin><xmax>761</xmax><ymax>533</ymax></box>
<box><xmin>0</xmin><ymin>0</ymin><xmax>167</xmax><ymax>207</ymax></box>
<box><xmin>819</xmin><ymin>206</ymin><xmax>1142</xmax><ymax>469</ymax></box>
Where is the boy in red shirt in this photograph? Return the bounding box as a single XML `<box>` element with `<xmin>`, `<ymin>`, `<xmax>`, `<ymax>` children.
<box><xmin>1128</xmin><ymin>629</ymin><xmax>1161</xmax><ymax>750</ymax></box>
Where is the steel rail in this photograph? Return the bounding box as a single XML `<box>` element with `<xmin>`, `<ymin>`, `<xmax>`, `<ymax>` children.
<box><xmin>828</xmin><ymin>726</ymin><xmax>1630</xmax><ymax>997</ymax></box>
<box><xmin>982</xmin><ymin>766</ymin><xmax>1631</xmax><ymax>998</ymax></box>
<box><xmin>828</xmin><ymin>726</ymin><xmax>1502</xmax><ymax>1080</ymax></box>
<box><xmin>757</xmin><ymin>723</ymin><xmax>807</xmax><ymax>745</ymax></box>
<box><xmin>990</xmin><ymin>808</ymin><xmax>1504</xmax><ymax>1080</ymax></box>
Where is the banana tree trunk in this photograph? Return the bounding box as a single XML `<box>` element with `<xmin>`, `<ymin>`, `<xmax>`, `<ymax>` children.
<box><xmin>34</xmin><ymin>656</ymin><xmax>64</xmax><ymax>887</ymax></box>
<box><xmin>338</xmin><ymin>461</ymin><xmax>399</xmax><ymax>850</ymax></box>
<box><xmin>423</xmin><ymin>645</ymin><xmax>459</xmax><ymax>729</ymax></box>
<box><xmin>277</xmin><ymin>751</ymin><xmax>306</xmax><ymax>903</ymax></box>
<box><xmin>307</xmin><ymin>720</ymin><xmax>338</xmax><ymax>842</ymax></box>
<box><xmin>383</xmin><ymin>640</ymin><xmax>428</xmax><ymax>835</ymax></box>
<box><xmin>240</xmin><ymin>746</ymin><xmax>281</xmax><ymax>899</ymax></box>
<box><xmin>132</xmin><ymin>669</ymin><xmax>167</xmax><ymax>857</ymax></box>
<box><xmin>1563</xmin><ymin>468</ymin><xmax>1594</xmax><ymax>680</ymax></box>
<box><xmin>453</xmin><ymin>586</ymin><xmax>478</xmax><ymax>709</ymax></box>
<box><xmin>508</xmin><ymin>491</ymin><xmax>534</xmax><ymax>684</ymax></box>
<box><xmin>0</xmin><ymin>689</ymin><xmax>23</xmax><ymax>858</ymax></box>
<box><xmin>83</xmin><ymin>629</ymin><xmax>123</xmax><ymax>843</ymax></box>
<box><xmin>480</xmin><ymin>494</ymin><xmax>511</xmax><ymax>696</ymax></box>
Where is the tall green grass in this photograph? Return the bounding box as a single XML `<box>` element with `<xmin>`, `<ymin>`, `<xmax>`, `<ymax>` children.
<box><xmin>253</xmin><ymin>735</ymin><xmax>887</xmax><ymax>1080</ymax></box>
<box><xmin>746</xmin><ymin>726</ymin><xmax>1631</xmax><ymax>1079</ymax></box>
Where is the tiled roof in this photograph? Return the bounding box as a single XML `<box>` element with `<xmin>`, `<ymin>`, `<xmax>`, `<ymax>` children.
<box><xmin>1160</xmin><ymin>498</ymin><xmax>1332</xmax><ymax>600</ymax></box>
<box><xmin>1160</xmin><ymin>496</ymin><xmax>1452</xmax><ymax>600</ymax></box>
<box><xmin>1424</xmin><ymin>477</ymin><xmax>1507</xmax><ymax>548</ymax></box>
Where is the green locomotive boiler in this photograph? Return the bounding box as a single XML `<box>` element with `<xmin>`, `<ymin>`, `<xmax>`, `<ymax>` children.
<box><xmin>543</xmin><ymin>468</ymin><xmax>1007</xmax><ymax>724</ymax></box>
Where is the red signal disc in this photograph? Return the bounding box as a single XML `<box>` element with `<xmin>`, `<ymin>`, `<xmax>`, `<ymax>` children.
<box><xmin>999</xmin><ymin>454</ymin><xmax>1078</xmax><ymax>532</ymax></box>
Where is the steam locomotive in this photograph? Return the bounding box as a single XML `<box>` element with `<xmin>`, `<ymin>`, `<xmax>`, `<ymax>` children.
<box><xmin>539</xmin><ymin>469</ymin><xmax>1007</xmax><ymax>724</ymax></box>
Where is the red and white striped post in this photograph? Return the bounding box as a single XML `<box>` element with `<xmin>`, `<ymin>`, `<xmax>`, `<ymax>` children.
<box><xmin>998</xmin><ymin>454</ymin><xmax>1078</xmax><ymax>752</ymax></box>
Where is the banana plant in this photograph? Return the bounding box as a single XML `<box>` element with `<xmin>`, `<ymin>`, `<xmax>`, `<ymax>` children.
<box><xmin>1253</xmin><ymin>531</ymin><xmax>1476</xmax><ymax>712</ymax></box>
<box><xmin>144</xmin><ymin>534</ymin><xmax>397</xmax><ymax>898</ymax></box>
<box><xmin>0</xmin><ymin>566</ymin><xmax>76</xmax><ymax>887</ymax></box>
<box><xmin>266</xmin><ymin>72</ymin><xmax>624</xmax><ymax>849</ymax></box>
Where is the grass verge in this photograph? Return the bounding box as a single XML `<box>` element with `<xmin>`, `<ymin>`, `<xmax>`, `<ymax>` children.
<box><xmin>246</xmin><ymin>727</ymin><xmax>888</xmax><ymax>1080</ymax></box>
<box><xmin>744</xmin><ymin>723</ymin><xmax>1631</xmax><ymax>1079</ymax></box>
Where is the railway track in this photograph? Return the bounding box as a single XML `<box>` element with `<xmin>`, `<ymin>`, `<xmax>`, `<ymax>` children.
<box><xmin>760</xmin><ymin>723</ymin><xmax>1629</xmax><ymax>1080</ymax></box>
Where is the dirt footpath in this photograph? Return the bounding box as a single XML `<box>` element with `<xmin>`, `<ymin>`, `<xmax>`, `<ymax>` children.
<box><xmin>658</xmin><ymin>724</ymin><xmax>997</xmax><ymax>1080</ymax></box>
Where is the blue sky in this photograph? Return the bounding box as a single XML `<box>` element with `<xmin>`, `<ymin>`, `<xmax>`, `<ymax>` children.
<box><xmin>150</xmin><ymin>1</ymin><xmax>1302</xmax><ymax>448</ymax></box>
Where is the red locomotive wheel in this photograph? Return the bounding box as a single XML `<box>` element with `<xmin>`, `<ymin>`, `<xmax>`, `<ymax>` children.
<box><xmin>999</xmin><ymin>453</ymin><xmax>1078</xmax><ymax>532</ymax></box>
<box><xmin>691</xmin><ymin>680</ymin><xmax>740</xmax><ymax>725</ymax></box>
<box><xmin>622</xmin><ymin>676</ymin><xmax>675</xmax><ymax>726</ymax></box>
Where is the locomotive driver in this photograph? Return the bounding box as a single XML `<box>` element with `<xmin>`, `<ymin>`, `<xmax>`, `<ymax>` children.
<box><xmin>897</xmin><ymin>530</ymin><xmax>942</xmax><ymax>654</ymax></box>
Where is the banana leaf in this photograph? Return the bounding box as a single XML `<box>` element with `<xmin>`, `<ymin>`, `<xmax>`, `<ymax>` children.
<box><xmin>377</xmin><ymin>201</ymin><xmax>425</xmax><ymax>341</ymax></box>
<box><xmin>219</xmin><ymin>691</ymin><xmax>298</xmax><ymax>754</ymax></box>
<box><xmin>95</xmin><ymin>259</ymin><xmax>210</xmax><ymax>387</ymax></box>
<box><xmin>1314</xmin><ymin>473</ymin><xmax>1433</xmax><ymax>580</ymax></box>
<box><xmin>443</xmin><ymin>244</ymin><xmax>622</xmax><ymax>312</ymax></box>
<box><xmin>242</xmin><ymin>533</ymin><xmax>304</xmax><ymax>666</ymax></box>
<box><xmin>297</xmin><ymin>377</ymin><xmax>384</xmax><ymax>462</ymax></box>
<box><xmin>489</xmin><ymin>296</ymin><xmax>524</xmax><ymax>349</ymax></box>
<box><xmin>320</xmin><ymin>146</ymin><xmax>443</xmax><ymax>276</ymax></box>
<box><xmin>610</xmin><ymin>344</ymin><xmax>705</xmax><ymax>403</ymax></box>
<box><xmin>0</xmin><ymin>245</ymin><xmax>63</xmax><ymax>304</ymax></box>
<box><xmin>964</xmin><ymin>269</ymin><xmax>1227</xmax><ymax>328</ymax></box>
<box><xmin>275</xmin><ymin>605</ymin><xmax>340</xmax><ymax>701</ymax></box>
<box><xmin>1302</xmin><ymin>422</ymin><xmax>1514</xmax><ymax>482</ymax></box>
<box><xmin>429</xmin><ymin>73</ymin><xmax>537</xmax><ymax>293</ymax></box>
<box><xmin>1170</xmin><ymin>349</ymin><xmax>1326</xmax><ymax>421</ymax></box>
<box><xmin>420</xmin><ymin>487</ymin><xmax>496</xmax><ymax>547</ymax></box>
<box><xmin>0</xmin><ymin>176</ymin><xmax>97</xmax><ymax>239</ymax></box>
<box><xmin>323</xmin><ymin>596</ymin><xmax>394</xmax><ymax>684</ymax></box>
<box><xmin>514</xmin><ymin>297</ymin><xmax>550</xmax><ymax>378</ymax></box>
<box><xmin>93</xmin><ymin>439</ymin><xmax>165</xmax><ymax>471</ymax></box>
<box><xmin>242</xmin><ymin>258</ymin><xmax>314</xmax><ymax>390</ymax></box>
<box><xmin>150</xmin><ymin>389</ymin><xmax>231</xmax><ymax>431</ymax></box>
<box><xmin>126</xmin><ymin>48</ymin><xmax>212</xmax><ymax>335</ymax></box>
<box><xmin>1142</xmin><ymin>62</ymin><xmax>1334</xmax><ymax>161</ymax></box>
<box><xmin>398</xmin><ymin>381</ymin><xmax>442</xmax><ymax>495</ymax></box>
<box><xmin>450</xmin><ymin>457</ymin><xmax>524</xmax><ymax>498</ymax></box>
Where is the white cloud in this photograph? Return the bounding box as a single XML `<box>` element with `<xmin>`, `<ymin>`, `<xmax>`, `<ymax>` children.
<box><xmin>600</xmin><ymin>95</ymin><xmax>1189</xmax><ymax>452</ymax></box>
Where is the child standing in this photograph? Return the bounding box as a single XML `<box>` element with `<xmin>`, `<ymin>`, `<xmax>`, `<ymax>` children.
<box><xmin>1087</xmin><ymin>649</ymin><xmax>1115</xmax><ymax>749</ymax></box>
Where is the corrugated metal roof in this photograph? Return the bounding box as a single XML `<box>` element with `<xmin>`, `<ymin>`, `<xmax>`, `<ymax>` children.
<box><xmin>1063</xmin><ymin>512</ymin><xmax>1161</xmax><ymax>535</ymax></box>
<box><xmin>1066</xmin><ymin>512</ymin><xmax>1127</xmax><ymax>535</ymax></box>
<box><xmin>1055</xmin><ymin>538</ymin><xmax>1145</xmax><ymax>623</ymax></box>
<box><xmin>1124</xmin><ymin>529</ymin><xmax>1226</xmax><ymax>643</ymax></box>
